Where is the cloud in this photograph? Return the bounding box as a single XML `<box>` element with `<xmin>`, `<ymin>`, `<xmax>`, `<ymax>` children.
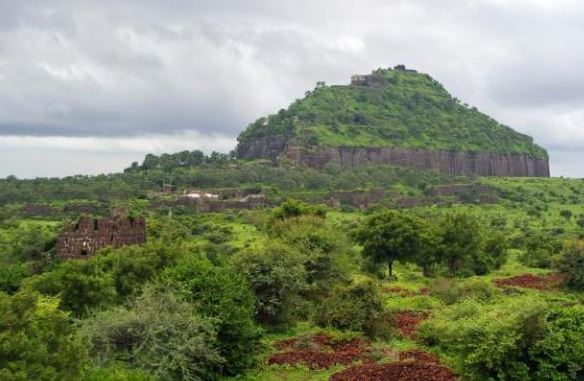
<box><xmin>0</xmin><ymin>0</ymin><xmax>583</xmax><ymax>177</ymax></box>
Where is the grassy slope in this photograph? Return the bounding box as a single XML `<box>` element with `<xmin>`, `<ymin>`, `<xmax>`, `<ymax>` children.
<box><xmin>238</xmin><ymin>68</ymin><xmax>548</xmax><ymax>159</ymax></box>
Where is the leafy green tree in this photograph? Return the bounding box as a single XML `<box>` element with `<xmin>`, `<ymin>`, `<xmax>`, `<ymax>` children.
<box><xmin>555</xmin><ymin>241</ymin><xmax>584</xmax><ymax>291</ymax></box>
<box><xmin>0</xmin><ymin>290</ymin><xmax>87</xmax><ymax>381</ymax></box>
<box><xmin>231</xmin><ymin>242</ymin><xmax>307</xmax><ymax>330</ymax></box>
<box><xmin>354</xmin><ymin>210</ymin><xmax>425</xmax><ymax>278</ymax></box>
<box><xmin>27</xmin><ymin>259</ymin><xmax>117</xmax><ymax>316</ymax></box>
<box><xmin>436</xmin><ymin>213</ymin><xmax>483</xmax><ymax>276</ymax></box>
<box><xmin>162</xmin><ymin>256</ymin><xmax>262</xmax><ymax>375</ymax></box>
<box><xmin>79</xmin><ymin>285</ymin><xmax>222</xmax><ymax>381</ymax></box>
<box><xmin>269</xmin><ymin>215</ymin><xmax>353</xmax><ymax>299</ymax></box>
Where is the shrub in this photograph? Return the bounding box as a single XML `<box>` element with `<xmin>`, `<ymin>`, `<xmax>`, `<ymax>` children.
<box><xmin>555</xmin><ymin>241</ymin><xmax>584</xmax><ymax>291</ymax></box>
<box><xmin>270</xmin><ymin>215</ymin><xmax>352</xmax><ymax>299</ymax></box>
<box><xmin>81</xmin><ymin>366</ymin><xmax>156</xmax><ymax>381</ymax></box>
<box><xmin>0</xmin><ymin>290</ymin><xmax>87</xmax><ymax>381</ymax></box>
<box><xmin>272</xmin><ymin>199</ymin><xmax>327</xmax><ymax>220</ymax></box>
<box><xmin>231</xmin><ymin>242</ymin><xmax>308</xmax><ymax>330</ymax></box>
<box><xmin>28</xmin><ymin>241</ymin><xmax>182</xmax><ymax>316</ymax></box>
<box><xmin>519</xmin><ymin>232</ymin><xmax>562</xmax><ymax>269</ymax></box>
<box><xmin>430</xmin><ymin>277</ymin><xmax>500</xmax><ymax>305</ymax></box>
<box><xmin>162</xmin><ymin>256</ymin><xmax>262</xmax><ymax>375</ymax></box>
<box><xmin>530</xmin><ymin>305</ymin><xmax>584</xmax><ymax>380</ymax></box>
<box><xmin>314</xmin><ymin>281</ymin><xmax>390</xmax><ymax>338</ymax></box>
<box><xmin>79</xmin><ymin>285</ymin><xmax>222</xmax><ymax>381</ymax></box>
<box><xmin>419</xmin><ymin>296</ymin><xmax>548</xmax><ymax>380</ymax></box>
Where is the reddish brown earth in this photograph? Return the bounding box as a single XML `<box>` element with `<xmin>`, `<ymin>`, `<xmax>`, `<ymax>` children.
<box><xmin>494</xmin><ymin>273</ymin><xmax>564</xmax><ymax>290</ymax></box>
<box><xmin>268</xmin><ymin>334</ymin><xmax>372</xmax><ymax>369</ymax></box>
<box><xmin>329</xmin><ymin>362</ymin><xmax>456</xmax><ymax>381</ymax></box>
<box><xmin>393</xmin><ymin>311</ymin><xmax>429</xmax><ymax>337</ymax></box>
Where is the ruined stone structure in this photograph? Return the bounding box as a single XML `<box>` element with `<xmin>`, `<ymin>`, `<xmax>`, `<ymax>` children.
<box><xmin>328</xmin><ymin>189</ymin><xmax>385</xmax><ymax>209</ymax></box>
<box><xmin>57</xmin><ymin>215</ymin><xmax>146</xmax><ymax>259</ymax></box>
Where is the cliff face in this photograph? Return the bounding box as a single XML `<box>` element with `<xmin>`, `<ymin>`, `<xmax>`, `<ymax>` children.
<box><xmin>236</xmin><ymin>135</ymin><xmax>288</xmax><ymax>161</ymax></box>
<box><xmin>282</xmin><ymin>146</ymin><xmax>550</xmax><ymax>177</ymax></box>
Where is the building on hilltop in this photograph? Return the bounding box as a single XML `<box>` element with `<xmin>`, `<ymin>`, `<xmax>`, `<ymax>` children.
<box><xmin>57</xmin><ymin>214</ymin><xmax>146</xmax><ymax>259</ymax></box>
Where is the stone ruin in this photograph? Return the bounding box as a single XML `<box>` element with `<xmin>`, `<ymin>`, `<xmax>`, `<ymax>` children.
<box><xmin>57</xmin><ymin>214</ymin><xmax>146</xmax><ymax>259</ymax></box>
<box><xmin>350</xmin><ymin>65</ymin><xmax>417</xmax><ymax>87</ymax></box>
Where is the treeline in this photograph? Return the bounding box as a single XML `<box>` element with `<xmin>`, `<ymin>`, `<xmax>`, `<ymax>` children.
<box><xmin>0</xmin><ymin>162</ymin><xmax>451</xmax><ymax>205</ymax></box>
<box><xmin>125</xmin><ymin>150</ymin><xmax>236</xmax><ymax>172</ymax></box>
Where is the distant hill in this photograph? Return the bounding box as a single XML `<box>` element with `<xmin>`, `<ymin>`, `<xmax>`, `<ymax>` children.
<box><xmin>236</xmin><ymin>65</ymin><xmax>549</xmax><ymax>177</ymax></box>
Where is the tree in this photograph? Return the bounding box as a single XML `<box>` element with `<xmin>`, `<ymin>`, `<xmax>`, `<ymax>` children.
<box><xmin>231</xmin><ymin>242</ymin><xmax>307</xmax><ymax>329</ymax></box>
<box><xmin>555</xmin><ymin>241</ymin><xmax>584</xmax><ymax>291</ymax></box>
<box><xmin>79</xmin><ymin>285</ymin><xmax>222</xmax><ymax>381</ymax></box>
<box><xmin>162</xmin><ymin>256</ymin><xmax>262</xmax><ymax>375</ymax></box>
<box><xmin>354</xmin><ymin>210</ymin><xmax>425</xmax><ymax>278</ymax></box>
<box><xmin>0</xmin><ymin>290</ymin><xmax>87</xmax><ymax>381</ymax></box>
<box><xmin>436</xmin><ymin>214</ymin><xmax>483</xmax><ymax>277</ymax></box>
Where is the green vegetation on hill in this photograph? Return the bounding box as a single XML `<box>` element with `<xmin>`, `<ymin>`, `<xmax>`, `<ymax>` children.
<box><xmin>238</xmin><ymin>67</ymin><xmax>548</xmax><ymax>159</ymax></box>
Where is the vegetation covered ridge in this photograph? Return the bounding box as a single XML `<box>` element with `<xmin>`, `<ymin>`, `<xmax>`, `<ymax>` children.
<box><xmin>237</xmin><ymin>65</ymin><xmax>548</xmax><ymax>160</ymax></box>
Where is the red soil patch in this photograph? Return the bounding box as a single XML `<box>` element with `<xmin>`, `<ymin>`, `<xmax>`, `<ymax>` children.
<box><xmin>268</xmin><ymin>334</ymin><xmax>371</xmax><ymax>369</ymax></box>
<box><xmin>393</xmin><ymin>311</ymin><xmax>429</xmax><ymax>338</ymax></box>
<box><xmin>399</xmin><ymin>349</ymin><xmax>439</xmax><ymax>364</ymax></box>
<box><xmin>494</xmin><ymin>273</ymin><xmax>564</xmax><ymax>290</ymax></box>
<box><xmin>329</xmin><ymin>362</ymin><xmax>456</xmax><ymax>381</ymax></box>
<box><xmin>382</xmin><ymin>286</ymin><xmax>430</xmax><ymax>297</ymax></box>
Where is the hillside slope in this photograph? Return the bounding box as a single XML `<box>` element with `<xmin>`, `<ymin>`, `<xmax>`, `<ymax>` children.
<box><xmin>236</xmin><ymin>66</ymin><xmax>549</xmax><ymax>177</ymax></box>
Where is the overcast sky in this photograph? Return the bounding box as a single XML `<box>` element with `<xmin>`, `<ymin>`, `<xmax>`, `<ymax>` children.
<box><xmin>0</xmin><ymin>0</ymin><xmax>583</xmax><ymax>178</ymax></box>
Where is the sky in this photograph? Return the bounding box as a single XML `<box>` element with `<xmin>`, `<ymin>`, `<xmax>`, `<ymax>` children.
<box><xmin>0</xmin><ymin>0</ymin><xmax>583</xmax><ymax>178</ymax></box>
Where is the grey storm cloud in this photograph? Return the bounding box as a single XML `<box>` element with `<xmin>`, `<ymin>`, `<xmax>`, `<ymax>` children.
<box><xmin>1</xmin><ymin>0</ymin><xmax>584</xmax><ymax>177</ymax></box>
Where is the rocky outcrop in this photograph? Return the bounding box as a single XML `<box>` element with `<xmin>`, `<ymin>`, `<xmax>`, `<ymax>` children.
<box><xmin>283</xmin><ymin>146</ymin><xmax>549</xmax><ymax>177</ymax></box>
<box><xmin>237</xmin><ymin>135</ymin><xmax>288</xmax><ymax>162</ymax></box>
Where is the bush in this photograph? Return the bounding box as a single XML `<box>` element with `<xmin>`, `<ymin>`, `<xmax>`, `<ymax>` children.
<box><xmin>530</xmin><ymin>305</ymin><xmax>584</xmax><ymax>380</ymax></box>
<box><xmin>81</xmin><ymin>366</ymin><xmax>156</xmax><ymax>381</ymax></box>
<box><xmin>419</xmin><ymin>296</ymin><xmax>548</xmax><ymax>380</ymax></box>
<box><xmin>79</xmin><ymin>285</ymin><xmax>222</xmax><ymax>381</ymax></box>
<box><xmin>555</xmin><ymin>241</ymin><xmax>584</xmax><ymax>291</ymax></box>
<box><xmin>519</xmin><ymin>232</ymin><xmax>562</xmax><ymax>269</ymax></box>
<box><xmin>314</xmin><ymin>281</ymin><xmax>391</xmax><ymax>338</ymax></box>
<box><xmin>28</xmin><ymin>241</ymin><xmax>182</xmax><ymax>316</ymax></box>
<box><xmin>162</xmin><ymin>256</ymin><xmax>262</xmax><ymax>375</ymax></box>
<box><xmin>272</xmin><ymin>199</ymin><xmax>327</xmax><ymax>220</ymax></box>
<box><xmin>430</xmin><ymin>277</ymin><xmax>500</xmax><ymax>305</ymax></box>
<box><xmin>269</xmin><ymin>215</ymin><xmax>352</xmax><ymax>299</ymax></box>
<box><xmin>231</xmin><ymin>242</ymin><xmax>307</xmax><ymax>330</ymax></box>
<box><xmin>0</xmin><ymin>290</ymin><xmax>87</xmax><ymax>381</ymax></box>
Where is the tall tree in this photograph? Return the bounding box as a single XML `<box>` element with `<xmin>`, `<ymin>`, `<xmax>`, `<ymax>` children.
<box><xmin>354</xmin><ymin>210</ymin><xmax>425</xmax><ymax>278</ymax></box>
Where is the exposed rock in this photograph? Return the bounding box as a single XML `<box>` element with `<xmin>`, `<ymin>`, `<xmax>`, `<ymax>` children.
<box><xmin>236</xmin><ymin>134</ymin><xmax>288</xmax><ymax>162</ymax></box>
<box><xmin>282</xmin><ymin>146</ymin><xmax>549</xmax><ymax>177</ymax></box>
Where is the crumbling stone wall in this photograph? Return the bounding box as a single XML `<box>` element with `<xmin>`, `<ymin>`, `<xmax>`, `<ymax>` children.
<box><xmin>57</xmin><ymin>215</ymin><xmax>146</xmax><ymax>259</ymax></box>
<box><xmin>329</xmin><ymin>189</ymin><xmax>385</xmax><ymax>209</ymax></box>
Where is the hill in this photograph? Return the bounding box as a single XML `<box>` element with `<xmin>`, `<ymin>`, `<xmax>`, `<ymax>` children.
<box><xmin>236</xmin><ymin>65</ymin><xmax>550</xmax><ymax>177</ymax></box>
